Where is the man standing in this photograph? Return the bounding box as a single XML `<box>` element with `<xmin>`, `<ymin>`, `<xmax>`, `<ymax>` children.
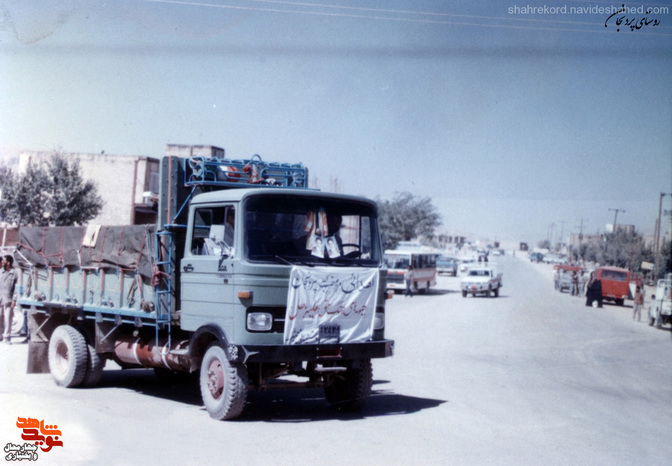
<box><xmin>0</xmin><ymin>255</ymin><xmax>18</xmax><ymax>344</ymax></box>
<box><xmin>571</xmin><ymin>271</ymin><xmax>579</xmax><ymax>296</ymax></box>
<box><xmin>404</xmin><ymin>265</ymin><xmax>415</xmax><ymax>298</ymax></box>
<box><xmin>633</xmin><ymin>285</ymin><xmax>644</xmax><ymax>321</ymax></box>
<box><xmin>579</xmin><ymin>270</ymin><xmax>588</xmax><ymax>296</ymax></box>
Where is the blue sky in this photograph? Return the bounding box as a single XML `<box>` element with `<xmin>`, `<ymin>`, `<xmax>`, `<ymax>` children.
<box><xmin>1</xmin><ymin>0</ymin><xmax>671</xmax><ymax>245</ymax></box>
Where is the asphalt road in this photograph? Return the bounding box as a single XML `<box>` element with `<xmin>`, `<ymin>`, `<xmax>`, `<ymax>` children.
<box><xmin>1</xmin><ymin>254</ymin><xmax>671</xmax><ymax>465</ymax></box>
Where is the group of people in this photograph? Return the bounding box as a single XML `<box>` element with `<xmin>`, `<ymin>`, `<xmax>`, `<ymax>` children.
<box><xmin>556</xmin><ymin>267</ymin><xmax>646</xmax><ymax>321</ymax></box>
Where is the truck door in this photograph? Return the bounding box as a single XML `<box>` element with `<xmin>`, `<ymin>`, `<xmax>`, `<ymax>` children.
<box><xmin>180</xmin><ymin>204</ymin><xmax>237</xmax><ymax>333</ymax></box>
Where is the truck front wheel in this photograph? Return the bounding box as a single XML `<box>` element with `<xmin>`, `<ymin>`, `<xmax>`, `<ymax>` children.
<box><xmin>48</xmin><ymin>325</ymin><xmax>88</xmax><ymax>388</ymax></box>
<box><xmin>324</xmin><ymin>359</ymin><xmax>372</xmax><ymax>412</ymax></box>
<box><xmin>199</xmin><ymin>344</ymin><xmax>248</xmax><ymax>420</ymax></box>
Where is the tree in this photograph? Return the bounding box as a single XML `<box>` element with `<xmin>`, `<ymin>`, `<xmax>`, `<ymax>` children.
<box><xmin>0</xmin><ymin>152</ymin><xmax>103</xmax><ymax>227</ymax></box>
<box><xmin>579</xmin><ymin>229</ymin><xmax>654</xmax><ymax>272</ymax></box>
<box><xmin>43</xmin><ymin>153</ymin><xmax>104</xmax><ymax>226</ymax></box>
<box><xmin>0</xmin><ymin>161</ymin><xmax>51</xmax><ymax>226</ymax></box>
<box><xmin>376</xmin><ymin>192</ymin><xmax>442</xmax><ymax>250</ymax></box>
<box><xmin>658</xmin><ymin>239</ymin><xmax>672</xmax><ymax>277</ymax></box>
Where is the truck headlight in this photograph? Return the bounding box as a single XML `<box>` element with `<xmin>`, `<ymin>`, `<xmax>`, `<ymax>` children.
<box><xmin>247</xmin><ymin>312</ymin><xmax>273</xmax><ymax>331</ymax></box>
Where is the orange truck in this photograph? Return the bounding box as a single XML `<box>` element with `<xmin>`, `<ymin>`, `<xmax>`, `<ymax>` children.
<box><xmin>594</xmin><ymin>266</ymin><xmax>640</xmax><ymax>306</ymax></box>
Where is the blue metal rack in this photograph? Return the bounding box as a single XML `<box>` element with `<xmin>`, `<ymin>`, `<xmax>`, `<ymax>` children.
<box><xmin>184</xmin><ymin>154</ymin><xmax>308</xmax><ymax>189</ymax></box>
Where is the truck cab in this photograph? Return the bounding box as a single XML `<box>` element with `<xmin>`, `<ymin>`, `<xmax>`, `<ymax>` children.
<box><xmin>648</xmin><ymin>275</ymin><xmax>672</xmax><ymax>328</ymax></box>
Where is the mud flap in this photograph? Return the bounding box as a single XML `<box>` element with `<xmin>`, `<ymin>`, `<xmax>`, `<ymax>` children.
<box><xmin>27</xmin><ymin>340</ymin><xmax>50</xmax><ymax>374</ymax></box>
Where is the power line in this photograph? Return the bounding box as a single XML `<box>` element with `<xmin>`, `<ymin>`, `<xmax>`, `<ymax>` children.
<box><xmin>137</xmin><ymin>0</ymin><xmax>672</xmax><ymax>36</ymax></box>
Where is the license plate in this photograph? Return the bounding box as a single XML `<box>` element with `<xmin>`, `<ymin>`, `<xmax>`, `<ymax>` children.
<box><xmin>319</xmin><ymin>324</ymin><xmax>340</xmax><ymax>344</ymax></box>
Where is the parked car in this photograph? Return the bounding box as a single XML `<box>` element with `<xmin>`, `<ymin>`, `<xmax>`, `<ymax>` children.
<box><xmin>459</xmin><ymin>258</ymin><xmax>475</xmax><ymax>274</ymax></box>
<box><xmin>554</xmin><ymin>265</ymin><xmax>585</xmax><ymax>293</ymax></box>
<box><xmin>648</xmin><ymin>275</ymin><xmax>672</xmax><ymax>328</ymax></box>
<box><xmin>436</xmin><ymin>256</ymin><xmax>458</xmax><ymax>276</ymax></box>
<box><xmin>544</xmin><ymin>254</ymin><xmax>568</xmax><ymax>265</ymax></box>
<box><xmin>529</xmin><ymin>252</ymin><xmax>544</xmax><ymax>263</ymax></box>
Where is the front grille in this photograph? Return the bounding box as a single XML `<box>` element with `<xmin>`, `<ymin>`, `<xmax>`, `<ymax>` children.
<box><xmin>387</xmin><ymin>274</ymin><xmax>404</xmax><ymax>283</ymax></box>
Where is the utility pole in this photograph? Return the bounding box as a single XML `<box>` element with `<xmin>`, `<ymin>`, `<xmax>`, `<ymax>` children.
<box><xmin>575</xmin><ymin>218</ymin><xmax>585</xmax><ymax>261</ymax></box>
<box><xmin>547</xmin><ymin>222</ymin><xmax>555</xmax><ymax>248</ymax></box>
<box><xmin>608</xmin><ymin>208</ymin><xmax>625</xmax><ymax>232</ymax></box>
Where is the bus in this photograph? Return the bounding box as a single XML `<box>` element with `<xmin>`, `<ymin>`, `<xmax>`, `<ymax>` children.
<box><xmin>384</xmin><ymin>248</ymin><xmax>438</xmax><ymax>293</ymax></box>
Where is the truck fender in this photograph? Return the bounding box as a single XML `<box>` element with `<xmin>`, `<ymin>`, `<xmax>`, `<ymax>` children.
<box><xmin>188</xmin><ymin>324</ymin><xmax>233</xmax><ymax>370</ymax></box>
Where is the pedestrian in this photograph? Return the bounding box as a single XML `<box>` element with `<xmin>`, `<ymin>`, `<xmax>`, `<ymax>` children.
<box><xmin>0</xmin><ymin>255</ymin><xmax>18</xmax><ymax>344</ymax></box>
<box><xmin>404</xmin><ymin>265</ymin><xmax>415</xmax><ymax>298</ymax></box>
<box><xmin>633</xmin><ymin>285</ymin><xmax>644</xmax><ymax>321</ymax></box>
<box><xmin>585</xmin><ymin>272</ymin><xmax>603</xmax><ymax>308</ymax></box>
<box><xmin>579</xmin><ymin>270</ymin><xmax>588</xmax><ymax>296</ymax></box>
<box><xmin>571</xmin><ymin>271</ymin><xmax>579</xmax><ymax>296</ymax></box>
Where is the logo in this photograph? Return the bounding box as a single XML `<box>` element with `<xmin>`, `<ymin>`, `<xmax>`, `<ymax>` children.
<box><xmin>4</xmin><ymin>417</ymin><xmax>64</xmax><ymax>461</ymax></box>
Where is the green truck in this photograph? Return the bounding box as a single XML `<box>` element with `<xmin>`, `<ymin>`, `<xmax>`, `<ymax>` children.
<box><xmin>16</xmin><ymin>155</ymin><xmax>394</xmax><ymax>420</ymax></box>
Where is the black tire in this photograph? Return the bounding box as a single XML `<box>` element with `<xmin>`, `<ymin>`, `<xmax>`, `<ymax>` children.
<box><xmin>48</xmin><ymin>325</ymin><xmax>88</xmax><ymax>388</ymax></box>
<box><xmin>200</xmin><ymin>344</ymin><xmax>248</xmax><ymax>420</ymax></box>
<box><xmin>83</xmin><ymin>341</ymin><xmax>106</xmax><ymax>387</ymax></box>
<box><xmin>324</xmin><ymin>359</ymin><xmax>372</xmax><ymax>412</ymax></box>
<box><xmin>462</xmin><ymin>290</ymin><xmax>467</xmax><ymax>298</ymax></box>
<box><xmin>494</xmin><ymin>287</ymin><xmax>499</xmax><ymax>298</ymax></box>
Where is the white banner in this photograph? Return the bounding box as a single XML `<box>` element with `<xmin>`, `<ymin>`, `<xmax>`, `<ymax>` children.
<box><xmin>284</xmin><ymin>266</ymin><xmax>379</xmax><ymax>345</ymax></box>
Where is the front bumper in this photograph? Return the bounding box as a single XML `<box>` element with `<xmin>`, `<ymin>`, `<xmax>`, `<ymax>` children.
<box><xmin>462</xmin><ymin>283</ymin><xmax>488</xmax><ymax>292</ymax></box>
<box><xmin>229</xmin><ymin>339</ymin><xmax>395</xmax><ymax>363</ymax></box>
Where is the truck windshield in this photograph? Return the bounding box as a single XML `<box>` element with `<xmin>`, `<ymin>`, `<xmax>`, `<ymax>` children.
<box><xmin>244</xmin><ymin>195</ymin><xmax>381</xmax><ymax>266</ymax></box>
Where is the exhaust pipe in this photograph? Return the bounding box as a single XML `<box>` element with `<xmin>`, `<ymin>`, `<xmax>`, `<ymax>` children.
<box><xmin>114</xmin><ymin>336</ymin><xmax>190</xmax><ymax>371</ymax></box>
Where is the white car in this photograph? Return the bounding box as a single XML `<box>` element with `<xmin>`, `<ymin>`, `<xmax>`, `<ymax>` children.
<box><xmin>461</xmin><ymin>267</ymin><xmax>503</xmax><ymax>298</ymax></box>
<box><xmin>459</xmin><ymin>258</ymin><xmax>475</xmax><ymax>274</ymax></box>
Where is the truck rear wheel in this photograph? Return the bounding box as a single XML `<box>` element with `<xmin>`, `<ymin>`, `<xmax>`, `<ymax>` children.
<box><xmin>200</xmin><ymin>344</ymin><xmax>248</xmax><ymax>420</ymax></box>
<box><xmin>83</xmin><ymin>340</ymin><xmax>106</xmax><ymax>387</ymax></box>
<box><xmin>324</xmin><ymin>359</ymin><xmax>372</xmax><ymax>412</ymax></box>
<box><xmin>48</xmin><ymin>325</ymin><xmax>88</xmax><ymax>388</ymax></box>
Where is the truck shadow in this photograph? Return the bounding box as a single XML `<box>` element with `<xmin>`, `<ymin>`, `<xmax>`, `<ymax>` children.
<box><xmin>95</xmin><ymin>370</ymin><xmax>446</xmax><ymax>422</ymax></box>
<box><xmin>241</xmin><ymin>384</ymin><xmax>446</xmax><ymax>423</ymax></box>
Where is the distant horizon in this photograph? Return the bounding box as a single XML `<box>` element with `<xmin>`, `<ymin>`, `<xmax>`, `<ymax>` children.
<box><xmin>2</xmin><ymin>143</ymin><xmax>670</xmax><ymax>246</ymax></box>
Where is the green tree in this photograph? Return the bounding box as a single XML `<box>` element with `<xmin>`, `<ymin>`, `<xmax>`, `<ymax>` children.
<box><xmin>0</xmin><ymin>161</ymin><xmax>51</xmax><ymax>226</ymax></box>
<box><xmin>0</xmin><ymin>152</ymin><xmax>103</xmax><ymax>227</ymax></box>
<box><xmin>376</xmin><ymin>192</ymin><xmax>442</xmax><ymax>250</ymax></box>
<box><xmin>43</xmin><ymin>153</ymin><xmax>103</xmax><ymax>226</ymax></box>
<box><xmin>581</xmin><ymin>229</ymin><xmax>654</xmax><ymax>272</ymax></box>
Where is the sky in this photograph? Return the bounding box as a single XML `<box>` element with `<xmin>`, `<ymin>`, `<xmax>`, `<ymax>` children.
<box><xmin>1</xmin><ymin>0</ymin><xmax>671</xmax><ymax>246</ymax></box>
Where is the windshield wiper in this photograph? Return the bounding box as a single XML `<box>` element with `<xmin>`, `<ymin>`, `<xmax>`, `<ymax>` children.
<box><xmin>274</xmin><ymin>255</ymin><xmax>315</xmax><ymax>267</ymax></box>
